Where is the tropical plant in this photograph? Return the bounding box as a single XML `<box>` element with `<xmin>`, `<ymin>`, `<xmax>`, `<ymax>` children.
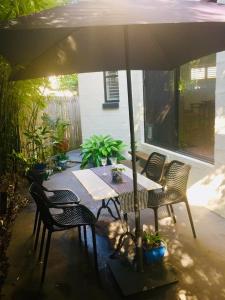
<box><xmin>0</xmin><ymin>0</ymin><xmax>71</xmax><ymax>175</ymax></box>
<box><xmin>0</xmin><ymin>0</ymin><xmax>71</xmax><ymax>20</ymax></box>
<box><xmin>24</xmin><ymin>125</ymin><xmax>51</xmax><ymax>164</ymax></box>
<box><xmin>80</xmin><ymin>135</ymin><xmax>126</xmax><ymax>169</ymax></box>
<box><xmin>42</xmin><ymin>113</ymin><xmax>70</xmax><ymax>153</ymax></box>
<box><xmin>142</xmin><ymin>231</ymin><xmax>166</xmax><ymax>250</ymax></box>
<box><xmin>55</xmin><ymin>152</ymin><xmax>69</xmax><ymax>162</ymax></box>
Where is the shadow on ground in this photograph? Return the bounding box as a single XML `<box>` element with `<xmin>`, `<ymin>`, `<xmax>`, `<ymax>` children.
<box><xmin>2</xmin><ymin>163</ymin><xmax>225</xmax><ymax>300</ymax></box>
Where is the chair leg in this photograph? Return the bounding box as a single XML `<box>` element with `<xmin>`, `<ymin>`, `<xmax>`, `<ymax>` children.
<box><xmin>83</xmin><ymin>225</ymin><xmax>88</xmax><ymax>248</ymax></box>
<box><xmin>153</xmin><ymin>208</ymin><xmax>159</xmax><ymax>234</ymax></box>
<box><xmin>78</xmin><ymin>226</ymin><xmax>82</xmax><ymax>245</ymax></box>
<box><xmin>41</xmin><ymin>230</ymin><xmax>52</xmax><ymax>284</ymax></box>
<box><xmin>39</xmin><ymin>225</ymin><xmax>46</xmax><ymax>261</ymax></box>
<box><xmin>166</xmin><ymin>205</ymin><xmax>171</xmax><ymax>217</ymax></box>
<box><xmin>169</xmin><ymin>204</ymin><xmax>176</xmax><ymax>224</ymax></box>
<box><xmin>34</xmin><ymin>216</ymin><xmax>41</xmax><ymax>252</ymax></box>
<box><xmin>91</xmin><ymin>225</ymin><xmax>98</xmax><ymax>274</ymax></box>
<box><xmin>112</xmin><ymin>198</ymin><xmax>121</xmax><ymax>219</ymax></box>
<box><xmin>33</xmin><ymin>208</ymin><xmax>39</xmax><ymax>235</ymax></box>
<box><xmin>185</xmin><ymin>201</ymin><xmax>197</xmax><ymax>238</ymax></box>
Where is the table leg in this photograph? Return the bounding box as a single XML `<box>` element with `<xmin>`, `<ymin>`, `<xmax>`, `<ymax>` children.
<box><xmin>110</xmin><ymin>231</ymin><xmax>136</xmax><ymax>259</ymax></box>
<box><xmin>96</xmin><ymin>199</ymin><xmax>119</xmax><ymax>220</ymax></box>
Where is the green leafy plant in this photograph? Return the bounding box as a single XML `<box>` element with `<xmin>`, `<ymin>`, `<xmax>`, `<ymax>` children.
<box><xmin>142</xmin><ymin>231</ymin><xmax>166</xmax><ymax>250</ymax></box>
<box><xmin>42</xmin><ymin>114</ymin><xmax>70</xmax><ymax>153</ymax></box>
<box><xmin>80</xmin><ymin>135</ymin><xmax>126</xmax><ymax>169</ymax></box>
<box><xmin>0</xmin><ymin>0</ymin><xmax>71</xmax><ymax>176</ymax></box>
<box><xmin>24</xmin><ymin>125</ymin><xmax>51</xmax><ymax>164</ymax></box>
<box><xmin>55</xmin><ymin>152</ymin><xmax>69</xmax><ymax>162</ymax></box>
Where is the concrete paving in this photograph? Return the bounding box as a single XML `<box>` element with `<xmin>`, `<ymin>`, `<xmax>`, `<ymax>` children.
<box><xmin>2</xmin><ymin>163</ymin><xmax>225</xmax><ymax>300</ymax></box>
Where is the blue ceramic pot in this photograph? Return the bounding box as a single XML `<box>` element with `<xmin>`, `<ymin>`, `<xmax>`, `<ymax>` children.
<box><xmin>144</xmin><ymin>245</ymin><xmax>166</xmax><ymax>264</ymax></box>
<box><xmin>34</xmin><ymin>163</ymin><xmax>46</xmax><ymax>171</ymax></box>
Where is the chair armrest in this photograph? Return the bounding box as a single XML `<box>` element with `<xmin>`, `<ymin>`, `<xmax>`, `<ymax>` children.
<box><xmin>48</xmin><ymin>202</ymin><xmax>79</xmax><ymax>209</ymax></box>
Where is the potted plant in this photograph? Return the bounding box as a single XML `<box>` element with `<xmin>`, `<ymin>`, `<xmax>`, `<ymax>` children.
<box><xmin>80</xmin><ymin>135</ymin><xmax>126</xmax><ymax>169</ymax></box>
<box><xmin>111</xmin><ymin>167</ymin><xmax>125</xmax><ymax>184</ymax></box>
<box><xmin>55</xmin><ymin>152</ymin><xmax>69</xmax><ymax>170</ymax></box>
<box><xmin>23</xmin><ymin>125</ymin><xmax>52</xmax><ymax>183</ymax></box>
<box><xmin>142</xmin><ymin>231</ymin><xmax>167</xmax><ymax>264</ymax></box>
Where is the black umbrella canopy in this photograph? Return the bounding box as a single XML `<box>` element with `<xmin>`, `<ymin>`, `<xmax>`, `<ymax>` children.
<box><xmin>0</xmin><ymin>0</ymin><xmax>225</xmax><ymax>80</ymax></box>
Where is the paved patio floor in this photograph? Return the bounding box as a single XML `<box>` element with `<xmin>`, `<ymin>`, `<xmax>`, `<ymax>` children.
<box><xmin>2</xmin><ymin>161</ymin><xmax>225</xmax><ymax>300</ymax></box>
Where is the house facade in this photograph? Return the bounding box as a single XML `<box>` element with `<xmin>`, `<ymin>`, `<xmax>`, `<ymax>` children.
<box><xmin>78</xmin><ymin>51</ymin><xmax>225</xmax><ymax>218</ymax></box>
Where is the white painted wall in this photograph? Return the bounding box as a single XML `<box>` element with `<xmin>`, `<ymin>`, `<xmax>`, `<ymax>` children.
<box><xmin>78</xmin><ymin>70</ymin><xmax>143</xmax><ymax>156</ymax></box>
<box><xmin>78</xmin><ymin>53</ymin><xmax>225</xmax><ymax>217</ymax></box>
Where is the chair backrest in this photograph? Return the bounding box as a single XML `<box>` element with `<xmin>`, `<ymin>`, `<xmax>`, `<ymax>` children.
<box><xmin>142</xmin><ymin>152</ymin><xmax>166</xmax><ymax>183</ymax></box>
<box><xmin>164</xmin><ymin>160</ymin><xmax>191</xmax><ymax>196</ymax></box>
<box><xmin>29</xmin><ymin>182</ymin><xmax>55</xmax><ymax>229</ymax></box>
<box><xmin>26</xmin><ymin>169</ymin><xmax>44</xmax><ymax>185</ymax></box>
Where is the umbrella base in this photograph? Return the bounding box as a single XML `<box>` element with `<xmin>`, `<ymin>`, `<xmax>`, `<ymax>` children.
<box><xmin>108</xmin><ymin>258</ymin><xmax>178</xmax><ymax>296</ymax></box>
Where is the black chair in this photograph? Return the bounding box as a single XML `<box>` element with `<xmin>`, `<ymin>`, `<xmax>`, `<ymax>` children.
<box><xmin>27</xmin><ymin>170</ymin><xmax>80</xmax><ymax>236</ymax></box>
<box><xmin>29</xmin><ymin>182</ymin><xmax>98</xmax><ymax>284</ymax></box>
<box><xmin>147</xmin><ymin>160</ymin><xmax>196</xmax><ymax>238</ymax></box>
<box><xmin>141</xmin><ymin>152</ymin><xmax>166</xmax><ymax>183</ymax></box>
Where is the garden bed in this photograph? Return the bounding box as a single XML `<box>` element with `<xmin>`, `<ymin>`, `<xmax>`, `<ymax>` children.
<box><xmin>0</xmin><ymin>174</ymin><xmax>29</xmax><ymax>295</ymax></box>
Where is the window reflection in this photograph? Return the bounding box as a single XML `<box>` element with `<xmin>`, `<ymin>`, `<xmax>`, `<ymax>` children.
<box><xmin>143</xmin><ymin>54</ymin><xmax>215</xmax><ymax>163</ymax></box>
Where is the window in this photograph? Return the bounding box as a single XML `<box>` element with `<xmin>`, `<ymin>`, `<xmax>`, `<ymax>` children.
<box><xmin>103</xmin><ymin>71</ymin><xmax>119</xmax><ymax>109</ymax></box>
<box><xmin>143</xmin><ymin>54</ymin><xmax>216</xmax><ymax>163</ymax></box>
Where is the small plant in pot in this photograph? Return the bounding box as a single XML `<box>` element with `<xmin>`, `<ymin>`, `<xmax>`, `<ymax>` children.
<box><xmin>142</xmin><ymin>231</ymin><xmax>167</xmax><ymax>264</ymax></box>
<box><xmin>111</xmin><ymin>167</ymin><xmax>125</xmax><ymax>184</ymax></box>
<box><xmin>55</xmin><ymin>152</ymin><xmax>69</xmax><ymax>170</ymax></box>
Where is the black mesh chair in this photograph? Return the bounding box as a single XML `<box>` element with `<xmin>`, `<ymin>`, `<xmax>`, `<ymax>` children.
<box><xmin>27</xmin><ymin>170</ymin><xmax>80</xmax><ymax>236</ymax></box>
<box><xmin>140</xmin><ymin>152</ymin><xmax>171</xmax><ymax>218</ymax></box>
<box><xmin>147</xmin><ymin>160</ymin><xmax>196</xmax><ymax>238</ymax></box>
<box><xmin>29</xmin><ymin>183</ymin><xmax>98</xmax><ymax>284</ymax></box>
<box><xmin>141</xmin><ymin>152</ymin><xmax>166</xmax><ymax>183</ymax></box>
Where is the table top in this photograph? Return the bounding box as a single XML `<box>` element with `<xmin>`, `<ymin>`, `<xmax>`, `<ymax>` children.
<box><xmin>72</xmin><ymin>164</ymin><xmax>161</xmax><ymax>201</ymax></box>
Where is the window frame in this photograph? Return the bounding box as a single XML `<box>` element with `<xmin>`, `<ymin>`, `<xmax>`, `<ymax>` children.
<box><xmin>103</xmin><ymin>71</ymin><xmax>120</xmax><ymax>103</ymax></box>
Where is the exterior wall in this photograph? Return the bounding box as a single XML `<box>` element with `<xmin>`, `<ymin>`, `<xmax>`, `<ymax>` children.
<box><xmin>78</xmin><ymin>71</ymin><xmax>143</xmax><ymax>156</ymax></box>
<box><xmin>78</xmin><ymin>52</ymin><xmax>225</xmax><ymax>217</ymax></box>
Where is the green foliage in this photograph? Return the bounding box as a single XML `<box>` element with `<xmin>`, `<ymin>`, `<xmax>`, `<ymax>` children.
<box><xmin>24</xmin><ymin>125</ymin><xmax>51</xmax><ymax>163</ymax></box>
<box><xmin>0</xmin><ymin>0</ymin><xmax>75</xmax><ymax>175</ymax></box>
<box><xmin>0</xmin><ymin>0</ymin><xmax>71</xmax><ymax>20</ymax></box>
<box><xmin>80</xmin><ymin>135</ymin><xmax>126</xmax><ymax>169</ymax></box>
<box><xmin>55</xmin><ymin>152</ymin><xmax>69</xmax><ymax>162</ymax></box>
<box><xmin>58</xmin><ymin>74</ymin><xmax>78</xmax><ymax>91</ymax></box>
<box><xmin>142</xmin><ymin>231</ymin><xmax>166</xmax><ymax>250</ymax></box>
<box><xmin>42</xmin><ymin>113</ymin><xmax>70</xmax><ymax>143</ymax></box>
<box><xmin>0</xmin><ymin>57</ymin><xmax>20</xmax><ymax>174</ymax></box>
<box><xmin>11</xmin><ymin>151</ymin><xmax>35</xmax><ymax>172</ymax></box>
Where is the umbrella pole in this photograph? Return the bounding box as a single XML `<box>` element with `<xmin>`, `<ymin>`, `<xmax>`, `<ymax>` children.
<box><xmin>124</xmin><ymin>26</ymin><xmax>143</xmax><ymax>273</ymax></box>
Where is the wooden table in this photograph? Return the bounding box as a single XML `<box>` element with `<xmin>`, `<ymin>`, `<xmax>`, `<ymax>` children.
<box><xmin>72</xmin><ymin>164</ymin><xmax>161</xmax><ymax>219</ymax></box>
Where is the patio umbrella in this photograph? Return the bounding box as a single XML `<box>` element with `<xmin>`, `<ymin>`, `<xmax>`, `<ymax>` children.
<box><xmin>1</xmin><ymin>0</ymin><xmax>225</xmax><ymax>275</ymax></box>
